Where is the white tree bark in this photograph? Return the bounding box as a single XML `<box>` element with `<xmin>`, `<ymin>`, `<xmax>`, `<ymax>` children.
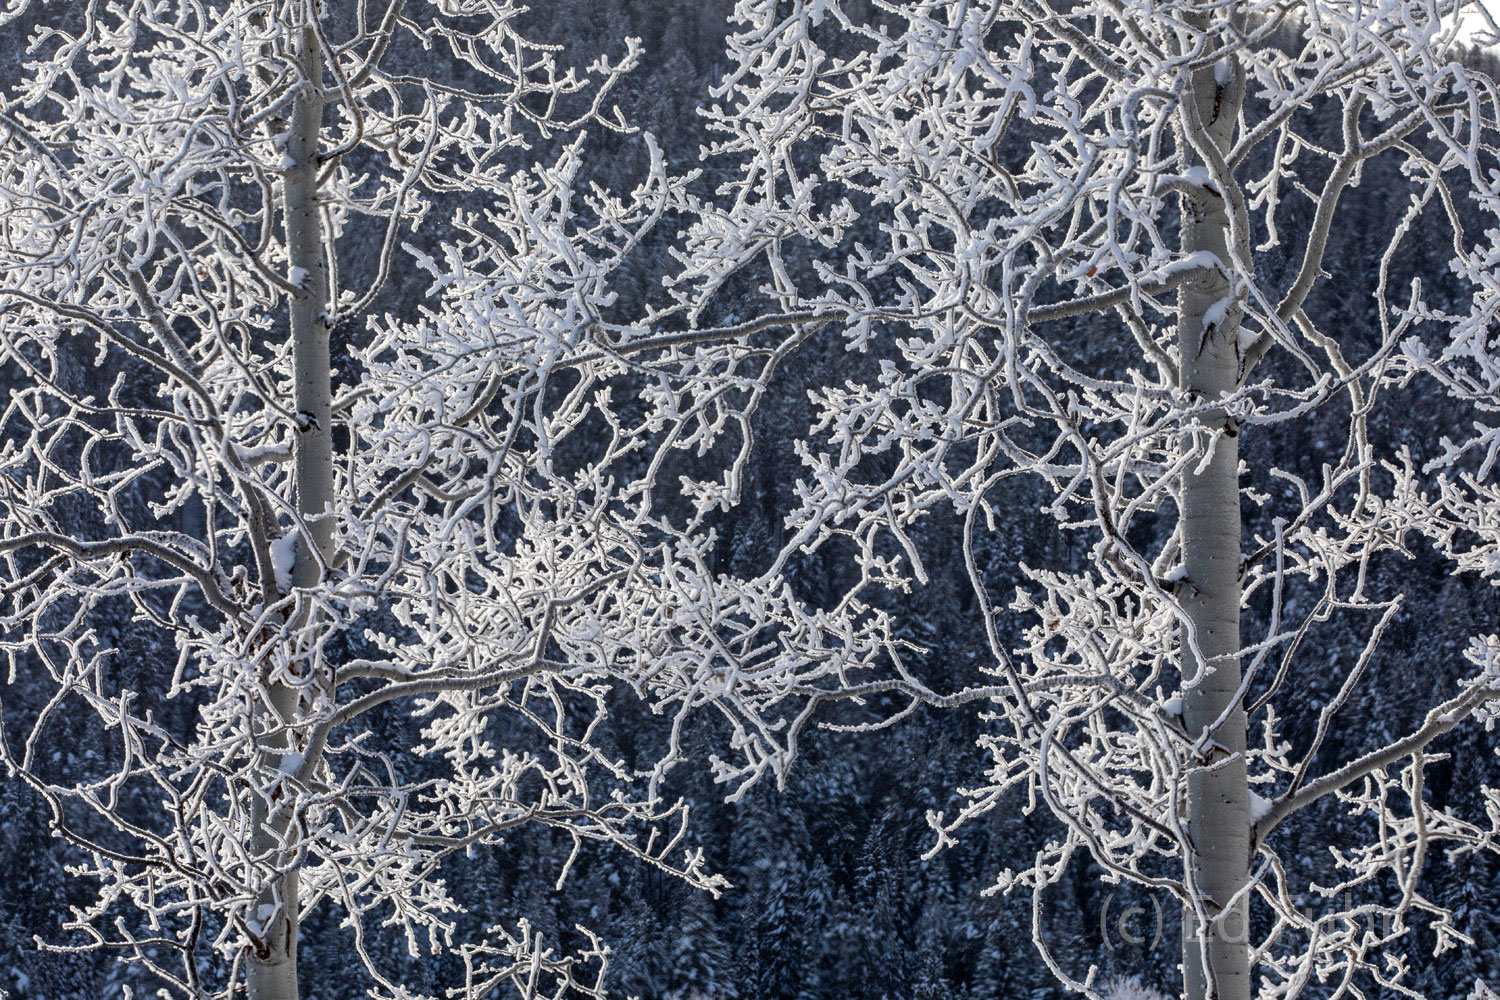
<box><xmin>249</xmin><ymin>10</ymin><xmax>326</xmax><ymax>999</ymax></box>
<box><xmin>1177</xmin><ymin>51</ymin><xmax>1250</xmax><ymax>1000</ymax></box>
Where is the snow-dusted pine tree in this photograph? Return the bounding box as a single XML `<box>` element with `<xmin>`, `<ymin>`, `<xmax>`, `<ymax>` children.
<box><xmin>678</xmin><ymin>2</ymin><xmax>1500</xmax><ymax>999</ymax></box>
<box><xmin>0</xmin><ymin>3</ymin><xmax>872</xmax><ymax>998</ymax></box>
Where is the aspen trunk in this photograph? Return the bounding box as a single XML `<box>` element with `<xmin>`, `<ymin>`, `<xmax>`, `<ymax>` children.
<box><xmin>249</xmin><ymin>9</ymin><xmax>327</xmax><ymax>999</ymax></box>
<box><xmin>1177</xmin><ymin>53</ymin><xmax>1251</xmax><ymax>1000</ymax></box>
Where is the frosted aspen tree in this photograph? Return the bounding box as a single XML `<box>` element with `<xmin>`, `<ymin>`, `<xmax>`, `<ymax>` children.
<box><xmin>678</xmin><ymin>2</ymin><xmax>1500</xmax><ymax>999</ymax></box>
<box><xmin>0</xmin><ymin>2</ymin><xmax>875</xmax><ymax>998</ymax></box>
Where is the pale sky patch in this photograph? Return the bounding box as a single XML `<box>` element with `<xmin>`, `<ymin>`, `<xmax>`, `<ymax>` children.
<box><xmin>1458</xmin><ymin>0</ymin><xmax>1500</xmax><ymax>44</ymax></box>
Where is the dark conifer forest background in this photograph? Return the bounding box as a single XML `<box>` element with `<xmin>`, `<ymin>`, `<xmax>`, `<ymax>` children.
<box><xmin>0</xmin><ymin>4</ymin><xmax>1497</xmax><ymax>998</ymax></box>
